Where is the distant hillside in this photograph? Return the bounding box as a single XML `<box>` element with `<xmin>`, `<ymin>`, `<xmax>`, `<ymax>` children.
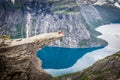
<box><xmin>51</xmin><ymin>51</ymin><xmax>120</xmax><ymax>80</ymax></box>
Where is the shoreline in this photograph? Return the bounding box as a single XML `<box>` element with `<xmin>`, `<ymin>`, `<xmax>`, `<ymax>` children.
<box><xmin>44</xmin><ymin>24</ymin><xmax>120</xmax><ymax>76</ymax></box>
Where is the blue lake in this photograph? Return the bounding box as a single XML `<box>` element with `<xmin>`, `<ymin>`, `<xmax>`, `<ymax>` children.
<box><xmin>37</xmin><ymin>46</ymin><xmax>104</xmax><ymax>69</ymax></box>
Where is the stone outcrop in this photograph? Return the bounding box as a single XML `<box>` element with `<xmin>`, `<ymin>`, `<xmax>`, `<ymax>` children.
<box><xmin>0</xmin><ymin>32</ymin><xmax>64</xmax><ymax>80</ymax></box>
<box><xmin>53</xmin><ymin>51</ymin><xmax>120</xmax><ymax>80</ymax></box>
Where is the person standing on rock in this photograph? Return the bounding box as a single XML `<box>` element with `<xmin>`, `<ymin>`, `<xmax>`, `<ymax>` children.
<box><xmin>0</xmin><ymin>35</ymin><xmax>11</xmax><ymax>47</ymax></box>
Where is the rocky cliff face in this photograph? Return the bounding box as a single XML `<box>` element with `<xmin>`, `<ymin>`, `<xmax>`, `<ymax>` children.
<box><xmin>0</xmin><ymin>32</ymin><xmax>63</xmax><ymax>80</ymax></box>
<box><xmin>52</xmin><ymin>51</ymin><xmax>120</xmax><ymax>80</ymax></box>
<box><xmin>0</xmin><ymin>0</ymin><xmax>120</xmax><ymax>48</ymax></box>
<box><xmin>0</xmin><ymin>45</ymin><xmax>51</xmax><ymax>80</ymax></box>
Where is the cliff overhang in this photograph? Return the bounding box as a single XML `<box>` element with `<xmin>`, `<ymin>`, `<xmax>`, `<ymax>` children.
<box><xmin>0</xmin><ymin>32</ymin><xmax>64</xmax><ymax>80</ymax></box>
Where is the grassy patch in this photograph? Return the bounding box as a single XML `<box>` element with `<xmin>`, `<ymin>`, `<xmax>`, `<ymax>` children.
<box><xmin>51</xmin><ymin>1</ymin><xmax>80</xmax><ymax>14</ymax></box>
<box><xmin>79</xmin><ymin>39</ymin><xmax>88</xmax><ymax>46</ymax></box>
<box><xmin>56</xmin><ymin>72</ymin><xmax>80</xmax><ymax>79</ymax></box>
<box><xmin>92</xmin><ymin>71</ymin><xmax>102</xmax><ymax>75</ymax></box>
<box><xmin>49</xmin><ymin>77</ymin><xmax>58</xmax><ymax>80</ymax></box>
<box><xmin>14</xmin><ymin>0</ymin><xmax>22</xmax><ymax>8</ymax></box>
<box><xmin>78</xmin><ymin>75</ymin><xmax>89</xmax><ymax>80</ymax></box>
<box><xmin>112</xmin><ymin>52</ymin><xmax>120</xmax><ymax>57</ymax></box>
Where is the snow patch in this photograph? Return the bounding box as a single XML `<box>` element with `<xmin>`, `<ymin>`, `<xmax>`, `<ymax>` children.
<box><xmin>94</xmin><ymin>0</ymin><xmax>107</xmax><ymax>5</ymax></box>
<box><xmin>114</xmin><ymin>2</ymin><xmax>120</xmax><ymax>8</ymax></box>
<box><xmin>11</xmin><ymin>0</ymin><xmax>15</xmax><ymax>4</ymax></box>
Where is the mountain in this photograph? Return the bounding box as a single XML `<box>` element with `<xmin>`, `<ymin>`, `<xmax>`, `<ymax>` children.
<box><xmin>51</xmin><ymin>51</ymin><xmax>120</xmax><ymax>80</ymax></box>
<box><xmin>0</xmin><ymin>0</ymin><xmax>120</xmax><ymax>48</ymax></box>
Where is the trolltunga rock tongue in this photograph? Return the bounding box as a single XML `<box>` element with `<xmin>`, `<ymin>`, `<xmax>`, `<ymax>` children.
<box><xmin>0</xmin><ymin>32</ymin><xmax>64</xmax><ymax>80</ymax></box>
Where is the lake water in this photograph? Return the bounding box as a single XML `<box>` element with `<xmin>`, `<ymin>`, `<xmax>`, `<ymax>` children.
<box><xmin>41</xmin><ymin>24</ymin><xmax>120</xmax><ymax>76</ymax></box>
<box><xmin>37</xmin><ymin>46</ymin><xmax>104</xmax><ymax>69</ymax></box>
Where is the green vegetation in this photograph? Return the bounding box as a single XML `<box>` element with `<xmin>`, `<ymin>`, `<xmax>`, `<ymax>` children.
<box><xmin>112</xmin><ymin>51</ymin><xmax>120</xmax><ymax>57</ymax></box>
<box><xmin>58</xmin><ymin>72</ymin><xmax>80</xmax><ymax>78</ymax></box>
<box><xmin>53</xmin><ymin>10</ymin><xmax>80</xmax><ymax>14</ymax></box>
<box><xmin>84</xmin><ymin>21</ymin><xmax>108</xmax><ymax>47</ymax></box>
<box><xmin>79</xmin><ymin>39</ymin><xmax>88</xmax><ymax>46</ymax></box>
<box><xmin>79</xmin><ymin>34</ymin><xmax>108</xmax><ymax>47</ymax></box>
<box><xmin>2</xmin><ymin>35</ymin><xmax>10</xmax><ymax>40</ymax></box>
<box><xmin>14</xmin><ymin>0</ymin><xmax>22</xmax><ymax>8</ymax></box>
<box><xmin>13</xmin><ymin>23</ymin><xmax>23</xmax><ymax>38</ymax></box>
<box><xmin>78</xmin><ymin>75</ymin><xmax>89</xmax><ymax>80</ymax></box>
<box><xmin>49</xmin><ymin>77</ymin><xmax>58</xmax><ymax>80</ymax></box>
<box><xmin>91</xmin><ymin>71</ymin><xmax>103</xmax><ymax>75</ymax></box>
<box><xmin>51</xmin><ymin>1</ymin><xmax>80</xmax><ymax>14</ymax></box>
<box><xmin>78</xmin><ymin>21</ymin><xmax>108</xmax><ymax>47</ymax></box>
<box><xmin>11</xmin><ymin>20</ymin><xmax>26</xmax><ymax>39</ymax></box>
<box><xmin>53</xmin><ymin>3</ymin><xmax>77</xmax><ymax>9</ymax></box>
<box><xmin>84</xmin><ymin>22</ymin><xmax>101</xmax><ymax>36</ymax></box>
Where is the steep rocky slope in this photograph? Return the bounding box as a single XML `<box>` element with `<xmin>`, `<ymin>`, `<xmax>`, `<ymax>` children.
<box><xmin>0</xmin><ymin>32</ymin><xmax>63</xmax><ymax>80</ymax></box>
<box><xmin>52</xmin><ymin>51</ymin><xmax>120</xmax><ymax>80</ymax></box>
<box><xmin>1</xmin><ymin>0</ymin><xmax>120</xmax><ymax>48</ymax></box>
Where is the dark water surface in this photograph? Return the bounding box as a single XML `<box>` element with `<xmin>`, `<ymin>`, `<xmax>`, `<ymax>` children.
<box><xmin>37</xmin><ymin>46</ymin><xmax>104</xmax><ymax>69</ymax></box>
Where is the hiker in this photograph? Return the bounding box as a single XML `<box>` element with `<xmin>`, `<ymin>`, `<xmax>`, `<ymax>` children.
<box><xmin>0</xmin><ymin>35</ymin><xmax>10</xmax><ymax>47</ymax></box>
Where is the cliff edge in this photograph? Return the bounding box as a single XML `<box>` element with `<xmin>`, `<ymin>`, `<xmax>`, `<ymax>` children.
<box><xmin>0</xmin><ymin>32</ymin><xmax>64</xmax><ymax>80</ymax></box>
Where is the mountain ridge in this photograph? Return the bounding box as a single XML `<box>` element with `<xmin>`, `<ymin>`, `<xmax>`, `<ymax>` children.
<box><xmin>1</xmin><ymin>0</ymin><xmax>120</xmax><ymax>48</ymax></box>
